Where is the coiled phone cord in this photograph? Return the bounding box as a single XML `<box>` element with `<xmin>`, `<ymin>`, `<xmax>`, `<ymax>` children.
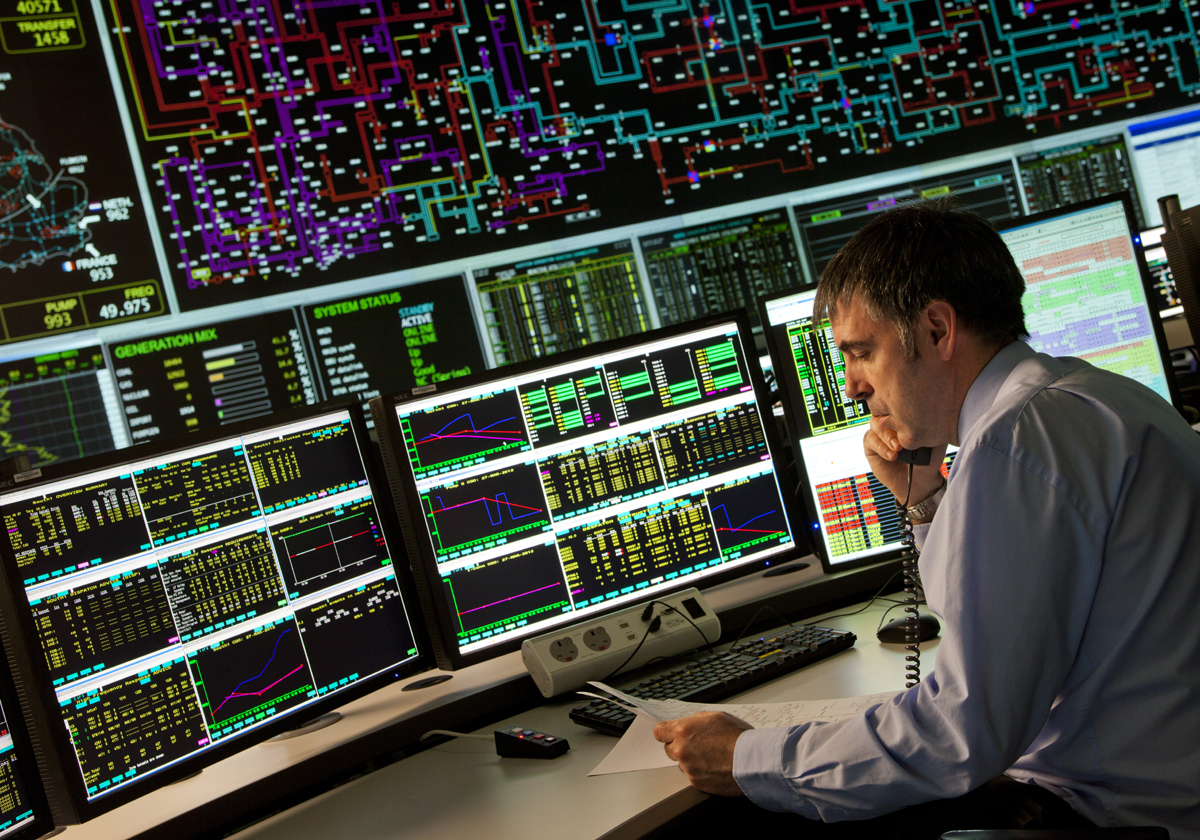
<box><xmin>899</xmin><ymin>463</ymin><xmax>921</xmax><ymax>689</ymax></box>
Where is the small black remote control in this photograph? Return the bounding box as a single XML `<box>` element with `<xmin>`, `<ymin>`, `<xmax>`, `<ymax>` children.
<box><xmin>494</xmin><ymin>725</ymin><xmax>570</xmax><ymax>759</ymax></box>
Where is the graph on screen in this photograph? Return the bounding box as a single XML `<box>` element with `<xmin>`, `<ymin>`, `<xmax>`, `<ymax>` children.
<box><xmin>0</xmin><ymin>348</ymin><xmax>123</xmax><ymax>468</ymax></box>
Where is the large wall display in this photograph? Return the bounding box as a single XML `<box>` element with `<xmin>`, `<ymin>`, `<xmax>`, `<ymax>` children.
<box><xmin>97</xmin><ymin>0</ymin><xmax>1200</xmax><ymax>309</ymax></box>
<box><xmin>0</xmin><ymin>0</ymin><xmax>1192</xmax><ymax>473</ymax></box>
<box><xmin>0</xmin><ymin>3</ymin><xmax>164</xmax><ymax>343</ymax></box>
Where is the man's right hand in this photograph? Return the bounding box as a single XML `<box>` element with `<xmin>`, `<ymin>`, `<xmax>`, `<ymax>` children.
<box><xmin>864</xmin><ymin>416</ymin><xmax>946</xmax><ymax>507</ymax></box>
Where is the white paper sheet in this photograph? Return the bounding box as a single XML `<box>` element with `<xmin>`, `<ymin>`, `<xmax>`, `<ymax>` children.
<box><xmin>587</xmin><ymin>711</ymin><xmax>678</xmax><ymax>776</ymax></box>
<box><xmin>587</xmin><ymin>682</ymin><xmax>904</xmax><ymax>776</ymax></box>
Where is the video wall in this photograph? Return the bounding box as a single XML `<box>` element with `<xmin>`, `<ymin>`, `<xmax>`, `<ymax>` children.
<box><xmin>1</xmin><ymin>0</ymin><xmax>1198</xmax><ymax>470</ymax></box>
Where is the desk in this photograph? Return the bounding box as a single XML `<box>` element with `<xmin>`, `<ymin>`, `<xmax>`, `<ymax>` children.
<box><xmin>226</xmin><ymin>597</ymin><xmax>938</xmax><ymax>840</ymax></box>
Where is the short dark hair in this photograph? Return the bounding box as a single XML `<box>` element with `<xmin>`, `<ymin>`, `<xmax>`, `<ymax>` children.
<box><xmin>813</xmin><ymin>200</ymin><xmax>1029</xmax><ymax>358</ymax></box>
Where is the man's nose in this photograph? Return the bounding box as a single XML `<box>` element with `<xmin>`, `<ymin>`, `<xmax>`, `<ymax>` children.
<box><xmin>844</xmin><ymin>370</ymin><xmax>871</xmax><ymax>402</ymax></box>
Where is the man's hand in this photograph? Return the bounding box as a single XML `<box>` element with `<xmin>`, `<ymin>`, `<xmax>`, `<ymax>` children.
<box><xmin>653</xmin><ymin>712</ymin><xmax>753</xmax><ymax>797</ymax></box>
<box><xmin>863</xmin><ymin>416</ymin><xmax>946</xmax><ymax>506</ymax></box>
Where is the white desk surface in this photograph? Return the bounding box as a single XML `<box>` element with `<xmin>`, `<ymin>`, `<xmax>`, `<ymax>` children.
<box><xmin>224</xmin><ymin>598</ymin><xmax>939</xmax><ymax>840</ymax></box>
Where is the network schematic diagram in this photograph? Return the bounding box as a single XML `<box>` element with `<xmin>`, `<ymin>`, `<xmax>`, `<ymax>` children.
<box><xmin>96</xmin><ymin>0</ymin><xmax>1200</xmax><ymax>308</ymax></box>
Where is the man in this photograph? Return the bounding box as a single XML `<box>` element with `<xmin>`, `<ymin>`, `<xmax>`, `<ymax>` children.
<box><xmin>654</xmin><ymin>202</ymin><xmax>1200</xmax><ymax>838</ymax></box>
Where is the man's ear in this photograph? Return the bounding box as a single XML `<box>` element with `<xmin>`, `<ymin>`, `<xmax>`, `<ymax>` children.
<box><xmin>923</xmin><ymin>301</ymin><xmax>957</xmax><ymax>361</ymax></box>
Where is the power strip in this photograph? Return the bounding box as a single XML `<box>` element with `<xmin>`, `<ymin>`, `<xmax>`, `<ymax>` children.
<box><xmin>520</xmin><ymin>588</ymin><xmax>721</xmax><ymax>698</ymax></box>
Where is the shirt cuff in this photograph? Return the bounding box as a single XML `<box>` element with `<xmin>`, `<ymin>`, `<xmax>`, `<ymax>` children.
<box><xmin>732</xmin><ymin>726</ymin><xmax>819</xmax><ymax>817</ymax></box>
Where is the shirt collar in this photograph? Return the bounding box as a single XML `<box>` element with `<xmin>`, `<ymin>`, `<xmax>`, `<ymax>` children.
<box><xmin>956</xmin><ymin>340</ymin><xmax>1035</xmax><ymax>444</ymax></box>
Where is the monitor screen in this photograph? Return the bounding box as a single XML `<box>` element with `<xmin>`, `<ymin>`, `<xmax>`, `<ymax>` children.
<box><xmin>373</xmin><ymin>315</ymin><xmax>802</xmax><ymax>668</ymax></box>
<box><xmin>111</xmin><ymin>311</ymin><xmax>321</xmax><ymax>443</ymax></box>
<box><xmin>472</xmin><ymin>241</ymin><xmax>651</xmax><ymax>366</ymax></box>
<box><xmin>793</xmin><ymin>161</ymin><xmax>1023</xmax><ymax>280</ymax></box>
<box><xmin>638</xmin><ymin>209</ymin><xmax>806</xmax><ymax>326</ymax></box>
<box><xmin>300</xmin><ymin>276</ymin><xmax>486</xmax><ymax>403</ymax></box>
<box><xmin>0</xmin><ymin>407</ymin><xmax>422</xmax><ymax>818</ymax></box>
<box><xmin>998</xmin><ymin>195</ymin><xmax>1178</xmax><ymax>405</ymax></box>
<box><xmin>760</xmin><ymin>289</ymin><xmax>946</xmax><ymax>570</ymax></box>
<box><xmin>0</xmin><ymin>653</ymin><xmax>54</xmax><ymax>840</ymax></box>
<box><xmin>0</xmin><ymin>347</ymin><xmax>128</xmax><ymax>469</ymax></box>
<box><xmin>1139</xmin><ymin>227</ymin><xmax>1184</xmax><ymax>318</ymax></box>
<box><xmin>1129</xmin><ymin>108</ymin><xmax>1200</xmax><ymax>227</ymax></box>
<box><xmin>1017</xmin><ymin>134</ymin><xmax>1145</xmax><ymax>228</ymax></box>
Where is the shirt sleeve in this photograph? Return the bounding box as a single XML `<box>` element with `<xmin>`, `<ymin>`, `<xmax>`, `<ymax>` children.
<box><xmin>732</xmin><ymin>441</ymin><xmax>1106</xmax><ymax>821</ymax></box>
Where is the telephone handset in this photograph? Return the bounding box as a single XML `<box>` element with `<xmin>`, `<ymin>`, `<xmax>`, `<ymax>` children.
<box><xmin>895</xmin><ymin>445</ymin><xmax>933</xmax><ymax>688</ymax></box>
<box><xmin>895</xmin><ymin>447</ymin><xmax>933</xmax><ymax>466</ymax></box>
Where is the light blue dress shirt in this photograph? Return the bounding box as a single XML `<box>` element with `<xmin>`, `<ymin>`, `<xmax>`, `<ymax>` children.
<box><xmin>733</xmin><ymin>340</ymin><xmax>1200</xmax><ymax>837</ymax></box>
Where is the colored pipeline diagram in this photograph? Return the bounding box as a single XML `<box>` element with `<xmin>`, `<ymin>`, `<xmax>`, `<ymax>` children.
<box><xmin>101</xmin><ymin>0</ymin><xmax>1200</xmax><ymax>309</ymax></box>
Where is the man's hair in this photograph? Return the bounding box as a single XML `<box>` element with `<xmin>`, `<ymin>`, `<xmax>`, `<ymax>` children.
<box><xmin>813</xmin><ymin>200</ymin><xmax>1030</xmax><ymax>358</ymax></box>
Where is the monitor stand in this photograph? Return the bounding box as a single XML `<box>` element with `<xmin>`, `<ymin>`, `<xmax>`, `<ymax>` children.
<box><xmin>402</xmin><ymin>674</ymin><xmax>453</xmax><ymax>691</ymax></box>
<box><xmin>267</xmin><ymin>712</ymin><xmax>343</xmax><ymax>742</ymax></box>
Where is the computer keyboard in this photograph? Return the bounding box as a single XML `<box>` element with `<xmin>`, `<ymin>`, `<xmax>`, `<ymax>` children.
<box><xmin>569</xmin><ymin>624</ymin><xmax>856</xmax><ymax>736</ymax></box>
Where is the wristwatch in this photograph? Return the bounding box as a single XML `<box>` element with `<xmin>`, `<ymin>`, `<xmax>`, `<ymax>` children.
<box><xmin>901</xmin><ymin>478</ymin><xmax>947</xmax><ymax>522</ymax></box>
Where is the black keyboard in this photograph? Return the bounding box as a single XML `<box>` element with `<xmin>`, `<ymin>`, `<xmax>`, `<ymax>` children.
<box><xmin>569</xmin><ymin>624</ymin><xmax>856</xmax><ymax>736</ymax></box>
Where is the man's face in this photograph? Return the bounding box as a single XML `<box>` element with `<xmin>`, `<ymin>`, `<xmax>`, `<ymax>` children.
<box><xmin>829</xmin><ymin>296</ymin><xmax>950</xmax><ymax>449</ymax></box>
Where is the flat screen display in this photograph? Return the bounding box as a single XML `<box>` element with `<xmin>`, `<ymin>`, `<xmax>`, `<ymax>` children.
<box><xmin>0</xmin><ymin>408</ymin><xmax>422</xmax><ymax>816</ymax></box>
<box><xmin>375</xmin><ymin>316</ymin><xmax>802</xmax><ymax>667</ymax></box>
<box><xmin>998</xmin><ymin>195</ymin><xmax>1179</xmax><ymax>405</ymax></box>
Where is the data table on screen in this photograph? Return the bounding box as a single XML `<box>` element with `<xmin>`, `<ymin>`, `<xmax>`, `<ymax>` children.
<box><xmin>111</xmin><ymin>311</ymin><xmax>319</xmax><ymax>443</ymax></box>
<box><xmin>474</xmin><ymin>241</ymin><xmax>651</xmax><ymax>366</ymax></box>
<box><xmin>639</xmin><ymin>209</ymin><xmax>806</xmax><ymax>325</ymax></box>
<box><xmin>0</xmin><ymin>410</ymin><xmax>420</xmax><ymax>807</ymax></box>
<box><xmin>794</xmin><ymin>162</ymin><xmax>1023</xmax><ymax>278</ymax></box>
<box><xmin>1001</xmin><ymin>201</ymin><xmax>1172</xmax><ymax>401</ymax></box>
<box><xmin>300</xmin><ymin>278</ymin><xmax>485</xmax><ymax>403</ymax></box>
<box><xmin>1018</xmin><ymin>135</ymin><xmax>1144</xmax><ymax>227</ymax></box>
<box><xmin>385</xmin><ymin>320</ymin><xmax>799</xmax><ymax>660</ymax></box>
<box><xmin>1129</xmin><ymin>109</ymin><xmax>1200</xmax><ymax>227</ymax></box>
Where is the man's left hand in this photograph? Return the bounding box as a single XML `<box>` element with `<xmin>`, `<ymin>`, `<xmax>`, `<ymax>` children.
<box><xmin>653</xmin><ymin>712</ymin><xmax>753</xmax><ymax>796</ymax></box>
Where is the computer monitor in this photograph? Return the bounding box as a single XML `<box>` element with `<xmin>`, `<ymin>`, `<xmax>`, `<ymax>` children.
<box><xmin>1016</xmin><ymin>135</ymin><xmax>1145</xmax><ymax>228</ymax></box>
<box><xmin>1139</xmin><ymin>227</ymin><xmax>1185</xmax><ymax>318</ymax></box>
<box><xmin>111</xmin><ymin>310</ymin><xmax>322</xmax><ymax>443</ymax></box>
<box><xmin>997</xmin><ymin>193</ymin><xmax>1182</xmax><ymax>409</ymax></box>
<box><xmin>299</xmin><ymin>276</ymin><xmax>486</xmax><ymax>404</ymax></box>
<box><xmin>638</xmin><ymin>209</ymin><xmax>806</xmax><ymax>326</ymax></box>
<box><xmin>0</xmin><ymin>645</ymin><xmax>55</xmax><ymax>840</ymax></box>
<box><xmin>371</xmin><ymin>313</ymin><xmax>805</xmax><ymax>669</ymax></box>
<box><xmin>1128</xmin><ymin>107</ymin><xmax>1200</xmax><ymax>227</ymax></box>
<box><xmin>0</xmin><ymin>346</ymin><xmax>128</xmax><ymax>469</ymax></box>
<box><xmin>0</xmin><ymin>406</ymin><xmax>424</xmax><ymax>821</ymax></box>
<box><xmin>793</xmin><ymin>161</ymin><xmax>1023</xmax><ymax>280</ymax></box>
<box><xmin>759</xmin><ymin>288</ymin><xmax>940</xmax><ymax>572</ymax></box>
<box><xmin>472</xmin><ymin>241</ymin><xmax>651</xmax><ymax>366</ymax></box>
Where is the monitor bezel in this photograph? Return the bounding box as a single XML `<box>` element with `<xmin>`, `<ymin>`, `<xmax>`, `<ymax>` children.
<box><xmin>371</xmin><ymin>310</ymin><xmax>812</xmax><ymax>671</ymax></box>
<box><xmin>996</xmin><ymin>191</ymin><xmax>1186</xmax><ymax>413</ymax></box>
<box><xmin>0</xmin><ymin>402</ymin><xmax>430</xmax><ymax>822</ymax></box>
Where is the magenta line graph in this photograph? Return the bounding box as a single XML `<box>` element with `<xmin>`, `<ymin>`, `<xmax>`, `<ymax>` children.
<box><xmin>213</xmin><ymin>628</ymin><xmax>305</xmax><ymax>713</ymax></box>
<box><xmin>456</xmin><ymin>581</ymin><xmax>562</xmax><ymax>616</ymax></box>
<box><xmin>417</xmin><ymin>413</ymin><xmax>523</xmax><ymax>446</ymax></box>
<box><xmin>430</xmin><ymin>493</ymin><xmax>543</xmax><ymax>525</ymax></box>
<box><xmin>711</xmin><ymin>506</ymin><xmax>784</xmax><ymax>536</ymax></box>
